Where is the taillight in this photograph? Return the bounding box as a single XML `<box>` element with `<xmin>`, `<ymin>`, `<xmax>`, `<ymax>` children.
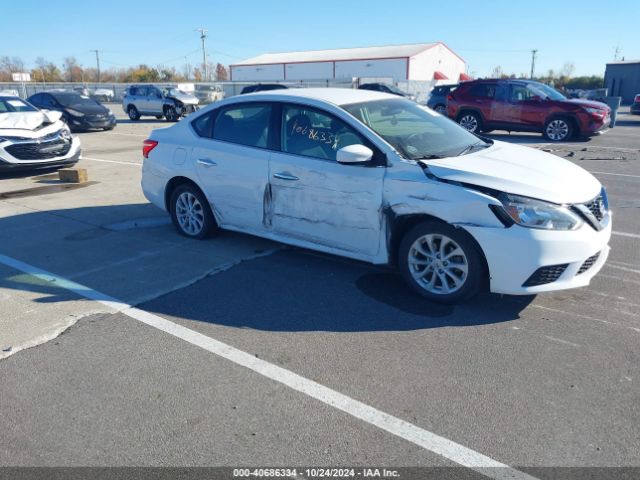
<box><xmin>143</xmin><ymin>139</ymin><xmax>158</xmax><ymax>159</ymax></box>
<box><xmin>635</xmin><ymin>94</ymin><xmax>640</xmax><ymax>103</ymax></box>
<box><xmin>447</xmin><ymin>94</ymin><xmax>454</xmax><ymax>101</ymax></box>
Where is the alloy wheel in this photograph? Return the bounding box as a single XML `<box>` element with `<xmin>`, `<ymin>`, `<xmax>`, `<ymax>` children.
<box><xmin>545</xmin><ymin>119</ymin><xmax>569</xmax><ymax>141</ymax></box>
<box><xmin>175</xmin><ymin>192</ymin><xmax>204</xmax><ymax>236</ymax></box>
<box><xmin>407</xmin><ymin>233</ymin><xmax>469</xmax><ymax>295</ymax></box>
<box><xmin>459</xmin><ymin>114</ymin><xmax>478</xmax><ymax>132</ymax></box>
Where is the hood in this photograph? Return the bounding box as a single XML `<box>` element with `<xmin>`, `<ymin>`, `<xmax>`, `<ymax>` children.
<box><xmin>422</xmin><ymin>141</ymin><xmax>601</xmax><ymax>204</ymax></box>
<box><xmin>0</xmin><ymin>111</ymin><xmax>50</xmax><ymax>130</ymax></box>
<box><xmin>566</xmin><ymin>98</ymin><xmax>610</xmax><ymax>110</ymax></box>
<box><xmin>167</xmin><ymin>91</ymin><xmax>199</xmax><ymax>105</ymax></box>
<box><xmin>64</xmin><ymin>103</ymin><xmax>109</xmax><ymax>115</ymax></box>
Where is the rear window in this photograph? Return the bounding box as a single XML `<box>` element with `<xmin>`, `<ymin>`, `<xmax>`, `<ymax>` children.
<box><xmin>213</xmin><ymin>104</ymin><xmax>271</xmax><ymax>149</ymax></box>
<box><xmin>467</xmin><ymin>83</ymin><xmax>498</xmax><ymax>98</ymax></box>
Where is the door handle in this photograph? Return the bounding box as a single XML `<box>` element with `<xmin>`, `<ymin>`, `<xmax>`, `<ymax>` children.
<box><xmin>273</xmin><ymin>172</ymin><xmax>299</xmax><ymax>181</ymax></box>
<box><xmin>197</xmin><ymin>158</ymin><xmax>217</xmax><ymax>167</ymax></box>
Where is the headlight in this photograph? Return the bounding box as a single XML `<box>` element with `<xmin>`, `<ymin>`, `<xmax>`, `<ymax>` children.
<box><xmin>66</xmin><ymin>108</ymin><xmax>85</xmax><ymax>117</ymax></box>
<box><xmin>107</xmin><ymin>109</ymin><xmax>113</xmax><ymax>115</ymax></box>
<box><xmin>497</xmin><ymin>193</ymin><xmax>583</xmax><ymax>230</ymax></box>
<box><xmin>584</xmin><ymin>107</ymin><xmax>606</xmax><ymax>119</ymax></box>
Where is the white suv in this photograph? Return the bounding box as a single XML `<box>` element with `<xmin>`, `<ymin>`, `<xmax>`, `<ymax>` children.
<box><xmin>141</xmin><ymin>88</ymin><xmax>611</xmax><ymax>303</ymax></box>
<box><xmin>122</xmin><ymin>85</ymin><xmax>199</xmax><ymax>122</ymax></box>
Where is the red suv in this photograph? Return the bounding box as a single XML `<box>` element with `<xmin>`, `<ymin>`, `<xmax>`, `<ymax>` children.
<box><xmin>447</xmin><ymin>79</ymin><xmax>611</xmax><ymax>141</ymax></box>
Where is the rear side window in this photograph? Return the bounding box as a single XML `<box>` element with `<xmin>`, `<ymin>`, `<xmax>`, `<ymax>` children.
<box><xmin>192</xmin><ymin>112</ymin><xmax>214</xmax><ymax>138</ymax></box>
<box><xmin>468</xmin><ymin>83</ymin><xmax>498</xmax><ymax>99</ymax></box>
<box><xmin>213</xmin><ymin>104</ymin><xmax>271</xmax><ymax>149</ymax></box>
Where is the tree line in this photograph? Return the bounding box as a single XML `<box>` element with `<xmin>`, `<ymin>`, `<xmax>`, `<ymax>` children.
<box><xmin>0</xmin><ymin>56</ymin><xmax>229</xmax><ymax>83</ymax></box>
<box><xmin>487</xmin><ymin>62</ymin><xmax>604</xmax><ymax>90</ymax></box>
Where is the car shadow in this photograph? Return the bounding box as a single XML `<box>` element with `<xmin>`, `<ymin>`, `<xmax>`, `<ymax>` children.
<box><xmin>116</xmin><ymin>119</ymin><xmax>170</xmax><ymax>125</ymax></box>
<box><xmin>0</xmin><ymin>204</ymin><xmax>534</xmax><ymax>333</ymax></box>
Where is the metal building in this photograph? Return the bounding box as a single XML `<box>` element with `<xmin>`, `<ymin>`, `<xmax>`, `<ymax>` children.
<box><xmin>229</xmin><ymin>42</ymin><xmax>468</xmax><ymax>83</ymax></box>
<box><xmin>604</xmin><ymin>60</ymin><xmax>640</xmax><ymax>103</ymax></box>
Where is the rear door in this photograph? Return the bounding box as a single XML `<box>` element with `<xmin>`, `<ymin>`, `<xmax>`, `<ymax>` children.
<box><xmin>191</xmin><ymin>102</ymin><xmax>273</xmax><ymax>231</ymax></box>
<box><xmin>146</xmin><ymin>87</ymin><xmax>164</xmax><ymax>114</ymax></box>
<box><xmin>465</xmin><ymin>82</ymin><xmax>505</xmax><ymax>123</ymax></box>
<box><xmin>268</xmin><ymin>103</ymin><xmax>385</xmax><ymax>257</ymax></box>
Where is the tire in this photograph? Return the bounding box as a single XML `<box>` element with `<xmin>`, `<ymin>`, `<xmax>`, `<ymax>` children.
<box><xmin>169</xmin><ymin>183</ymin><xmax>217</xmax><ymax>239</ymax></box>
<box><xmin>398</xmin><ymin>221</ymin><xmax>486</xmax><ymax>303</ymax></box>
<box><xmin>164</xmin><ymin>105</ymin><xmax>179</xmax><ymax>122</ymax></box>
<box><xmin>127</xmin><ymin>105</ymin><xmax>140</xmax><ymax>121</ymax></box>
<box><xmin>104</xmin><ymin>126</ymin><xmax>115</xmax><ymax>131</ymax></box>
<box><xmin>434</xmin><ymin>104</ymin><xmax>447</xmax><ymax>114</ymax></box>
<box><xmin>457</xmin><ymin>111</ymin><xmax>482</xmax><ymax>133</ymax></box>
<box><xmin>543</xmin><ymin>117</ymin><xmax>573</xmax><ymax>141</ymax></box>
<box><xmin>155</xmin><ymin>115</ymin><xmax>163</xmax><ymax>120</ymax></box>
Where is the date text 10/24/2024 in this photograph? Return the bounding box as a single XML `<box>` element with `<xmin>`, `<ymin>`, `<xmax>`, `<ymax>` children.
<box><xmin>233</xmin><ymin>468</ymin><xmax>400</xmax><ymax>478</ymax></box>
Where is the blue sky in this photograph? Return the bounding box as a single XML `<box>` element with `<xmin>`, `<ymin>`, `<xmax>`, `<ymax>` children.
<box><xmin>4</xmin><ymin>0</ymin><xmax>638</xmax><ymax>77</ymax></box>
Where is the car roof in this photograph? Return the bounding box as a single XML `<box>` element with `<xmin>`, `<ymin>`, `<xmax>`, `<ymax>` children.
<box><xmin>241</xmin><ymin>87</ymin><xmax>393</xmax><ymax>106</ymax></box>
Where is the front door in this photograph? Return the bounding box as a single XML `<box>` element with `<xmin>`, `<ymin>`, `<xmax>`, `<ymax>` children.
<box><xmin>268</xmin><ymin>104</ymin><xmax>385</xmax><ymax>257</ymax></box>
<box><xmin>192</xmin><ymin>102</ymin><xmax>273</xmax><ymax>232</ymax></box>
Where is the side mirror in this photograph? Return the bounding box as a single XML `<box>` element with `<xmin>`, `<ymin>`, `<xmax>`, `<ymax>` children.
<box><xmin>337</xmin><ymin>144</ymin><xmax>373</xmax><ymax>164</ymax></box>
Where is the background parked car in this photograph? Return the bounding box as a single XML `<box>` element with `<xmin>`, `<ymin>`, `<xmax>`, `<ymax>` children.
<box><xmin>194</xmin><ymin>85</ymin><xmax>225</xmax><ymax>104</ymax></box>
<box><xmin>0</xmin><ymin>95</ymin><xmax>81</xmax><ymax>171</ymax></box>
<box><xmin>240</xmin><ymin>84</ymin><xmax>288</xmax><ymax>94</ymax></box>
<box><xmin>92</xmin><ymin>88</ymin><xmax>115</xmax><ymax>102</ymax></box>
<box><xmin>426</xmin><ymin>84</ymin><xmax>457</xmax><ymax>114</ymax></box>
<box><xmin>358</xmin><ymin>83</ymin><xmax>416</xmax><ymax>101</ymax></box>
<box><xmin>27</xmin><ymin>91</ymin><xmax>116</xmax><ymax>132</ymax></box>
<box><xmin>631</xmin><ymin>94</ymin><xmax>640</xmax><ymax>115</ymax></box>
<box><xmin>447</xmin><ymin>79</ymin><xmax>611</xmax><ymax>141</ymax></box>
<box><xmin>122</xmin><ymin>85</ymin><xmax>199</xmax><ymax>121</ymax></box>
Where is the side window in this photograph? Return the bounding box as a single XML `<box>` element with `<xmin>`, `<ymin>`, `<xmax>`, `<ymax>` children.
<box><xmin>137</xmin><ymin>87</ymin><xmax>148</xmax><ymax>96</ymax></box>
<box><xmin>192</xmin><ymin>112</ymin><xmax>215</xmax><ymax>138</ymax></box>
<box><xmin>212</xmin><ymin>104</ymin><xmax>271</xmax><ymax>148</ymax></box>
<box><xmin>29</xmin><ymin>94</ymin><xmax>42</xmax><ymax>105</ymax></box>
<box><xmin>128</xmin><ymin>87</ymin><xmax>137</xmax><ymax>96</ymax></box>
<box><xmin>282</xmin><ymin>105</ymin><xmax>366</xmax><ymax>161</ymax></box>
<box><xmin>510</xmin><ymin>85</ymin><xmax>533</xmax><ymax>102</ymax></box>
<box><xmin>468</xmin><ymin>83</ymin><xmax>497</xmax><ymax>99</ymax></box>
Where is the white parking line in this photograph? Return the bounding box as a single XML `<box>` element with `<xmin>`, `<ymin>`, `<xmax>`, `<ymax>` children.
<box><xmin>104</xmin><ymin>131</ymin><xmax>147</xmax><ymax>137</ymax></box>
<box><xmin>613</xmin><ymin>231</ymin><xmax>640</xmax><ymax>239</ymax></box>
<box><xmin>591</xmin><ymin>171</ymin><xmax>640</xmax><ymax>179</ymax></box>
<box><xmin>0</xmin><ymin>253</ymin><xmax>536</xmax><ymax>480</ymax></box>
<box><xmin>81</xmin><ymin>156</ymin><xmax>141</xmax><ymax>166</ymax></box>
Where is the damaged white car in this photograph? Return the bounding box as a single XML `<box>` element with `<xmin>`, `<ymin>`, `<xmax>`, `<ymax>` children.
<box><xmin>0</xmin><ymin>96</ymin><xmax>81</xmax><ymax>172</ymax></box>
<box><xmin>141</xmin><ymin>89</ymin><xmax>611</xmax><ymax>302</ymax></box>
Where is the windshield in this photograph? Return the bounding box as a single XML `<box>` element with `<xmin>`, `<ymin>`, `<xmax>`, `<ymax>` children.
<box><xmin>54</xmin><ymin>93</ymin><xmax>98</xmax><ymax>107</ymax></box>
<box><xmin>0</xmin><ymin>97</ymin><xmax>38</xmax><ymax>113</ymax></box>
<box><xmin>165</xmin><ymin>88</ymin><xmax>190</xmax><ymax>97</ymax></box>
<box><xmin>385</xmin><ymin>85</ymin><xmax>406</xmax><ymax>95</ymax></box>
<box><xmin>530</xmin><ymin>83</ymin><xmax>566</xmax><ymax>101</ymax></box>
<box><xmin>343</xmin><ymin>98</ymin><xmax>486</xmax><ymax>159</ymax></box>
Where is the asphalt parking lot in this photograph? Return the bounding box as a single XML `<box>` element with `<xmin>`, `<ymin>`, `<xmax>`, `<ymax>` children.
<box><xmin>1</xmin><ymin>104</ymin><xmax>639</xmax><ymax>477</ymax></box>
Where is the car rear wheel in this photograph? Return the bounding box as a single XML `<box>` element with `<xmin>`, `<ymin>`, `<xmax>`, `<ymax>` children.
<box><xmin>434</xmin><ymin>104</ymin><xmax>447</xmax><ymax>114</ymax></box>
<box><xmin>543</xmin><ymin>118</ymin><xmax>573</xmax><ymax>141</ymax></box>
<box><xmin>169</xmin><ymin>184</ymin><xmax>217</xmax><ymax>239</ymax></box>
<box><xmin>127</xmin><ymin>105</ymin><xmax>140</xmax><ymax>121</ymax></box>
<box><xmin>458</xmin><ymin>112</ymin><xmax>482</xmax><ymax>133</ymax></box>
<box><xmin>398</xmin><ymin>221</ymin><xmax>485</xmax><ymax>303</ymax></box>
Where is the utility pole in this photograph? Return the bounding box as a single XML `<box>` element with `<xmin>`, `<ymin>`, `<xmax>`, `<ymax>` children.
<box><xmin>184</xmin><ymin>56</ymin><xmax>190</xmax><ymax>80</ymax></box>
<box><xmin>196</xmin><ymin>28</ymin><xmax>208</xmax><ymax>81</ymax></box>
<box><xmin>91</xmin><ymin>49</ymin><xmax>101</xmax><ymax>83</ymax></box>
<box><xmin>614</xmin><ymin>46</ymin><xmax>621</xmax><ymax>61</ymax></box>
<box><xmin>530</xmin><ymin>49</ymin><xmax>537</xmax><ymax>79</ymax></box>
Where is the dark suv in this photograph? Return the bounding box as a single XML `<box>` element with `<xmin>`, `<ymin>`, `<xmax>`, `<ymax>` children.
<box><xmin>447</xmin><ymin>79</ymin><xmax>611</xmax><ymax>141</ymax></box>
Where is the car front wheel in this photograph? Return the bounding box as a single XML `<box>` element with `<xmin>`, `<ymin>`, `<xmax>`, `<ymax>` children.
<box><xmin>169</xmin><ymin>184</ymin><xmax>217</xmax><ymax>239</ymax></box>
<box><xmin>543</xmin><ymin>118</ymin><xmax>573</xmax><ymax>141</ymax></box>
<box><xmin>164</xmin><ymin>106</ymin><xmax>179</xmax><ymax>122</ymax></box>
<box><xmin>398</xmin><ymin>221</ymin><xmax>486</xmax><ymax>303</ymax></box>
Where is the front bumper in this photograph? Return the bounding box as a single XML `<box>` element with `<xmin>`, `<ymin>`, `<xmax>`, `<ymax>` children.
<box><xmin>465</xmin><ymin>215</ymin><xmax>612</xmax><ymax>295</ymax></box>
<box><xmin>0</xmin><ymin>149</ymin><xmax>81</xmax><ymax>172</ymax></box>
<box><xmin>67</xmin><ymin>115</ymin><xmax>117</xmax><ymax>130</ymax></box>
<box><xmin>0</xmin><ymin>136</ymin><xmax>81</xmax><ymax>171</ymax></box>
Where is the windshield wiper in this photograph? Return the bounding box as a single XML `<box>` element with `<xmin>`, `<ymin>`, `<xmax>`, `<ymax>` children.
<box><xmin>456</xmin><ymin>141</ymin><xmax>490</xmax><ymax>157</ymax></box>
<box><xmin>413</xmin><ymin>154</ymin><xmax>446</xmax><ymax>160</ymax></box>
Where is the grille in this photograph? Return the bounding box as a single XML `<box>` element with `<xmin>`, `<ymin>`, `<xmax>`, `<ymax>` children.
<box><xmin>6</xmin><ymin>138</ymin><xmax>71</xmax><ymax>160</ymax></box>
<box><xmin>577</xmin><ymin>252</ymin><xmax>600</xmax><ymax>275</ymax></box>
<box><xmin>523</xmin><ymin>264</ymin><xmax>569</xmax><ymax>287</ymax></box>
<box><xmin>583</xmin><ymin>194</ymin><xmax>605</xmax><ymax>221</ymax></box>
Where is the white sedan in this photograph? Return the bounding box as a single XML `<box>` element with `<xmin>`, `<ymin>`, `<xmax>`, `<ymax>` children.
<box><xmin>141</xmin><ymin>88</ymin><xmax>611</xmax><ymax>303</ymax></box>
<box><xmin>0</xmin><ymin>96</ymin><xmax>80</xmax><ymax>171</ymax></box>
